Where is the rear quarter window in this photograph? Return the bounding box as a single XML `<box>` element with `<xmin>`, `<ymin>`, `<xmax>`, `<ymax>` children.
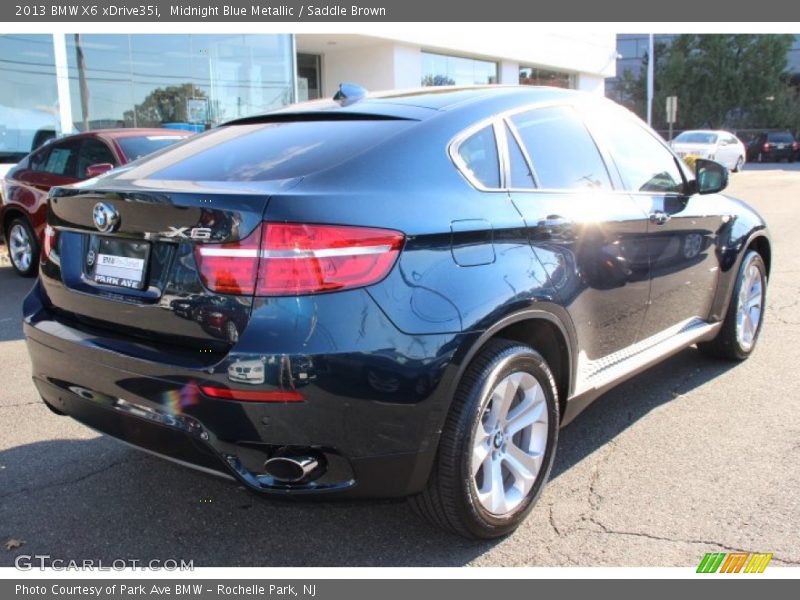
<box><xmin>146</xmin><ymin>120</ymin><xmax>412</xmax><ymax>182</ymax></box>
<box><xmin>455</xmin><ymin>125</ymin><xmax>501</xmax><ymax>189</ymax></box>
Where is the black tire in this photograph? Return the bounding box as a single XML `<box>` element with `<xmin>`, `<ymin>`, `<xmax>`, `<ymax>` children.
<box><xmin>732</xmin><ymin>156</ymin><xmax>744</xmax><ymax>172</ymax></box>
<box><xmin>409</xmin><ymin>339</ymin><xmax>559</xmax><ymax>539</ymax></box>
<box><xmin>5</xmin><ymin>216</ymin><xmax>39</xmax><ymax>277</ymax></box>
<box><xmin>698</xmin><ymin>250</ymin><xmax>767</xmax><ymax>361</ymax></box>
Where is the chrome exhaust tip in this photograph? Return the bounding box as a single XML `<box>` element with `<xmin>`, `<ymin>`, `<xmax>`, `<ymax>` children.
<box><xmin>263</xmin><ymin>454</ymin><xmax>321</xmax><ymax>483</ymax></box>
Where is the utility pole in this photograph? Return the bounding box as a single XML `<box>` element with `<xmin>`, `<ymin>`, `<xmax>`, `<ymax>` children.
<box><xmin>75</xmin><ymin>33</ymin><xmax>90</xmax><ymax>131</ymax></box>
<box><xmin>646</xmin><ymin>34</ymin><xmax>654</xmax><ymax>127</ymax></box>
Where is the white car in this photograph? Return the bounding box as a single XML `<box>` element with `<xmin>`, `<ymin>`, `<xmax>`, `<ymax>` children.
<box><xmin>670</xmin><ymin>130</ymin><xmax>746</xmax><ymax>172</ymax></box>
<box><xmin>227</xmin><ymin>358</ymin><xmax>266</xmax><ymax>385</ymax></box>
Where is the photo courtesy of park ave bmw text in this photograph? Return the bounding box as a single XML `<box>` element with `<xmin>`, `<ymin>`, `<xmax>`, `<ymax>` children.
<box><xmin>0</xmin><ymin>0</ymin><xmax>798</xmax><ymax>593</ymax></box>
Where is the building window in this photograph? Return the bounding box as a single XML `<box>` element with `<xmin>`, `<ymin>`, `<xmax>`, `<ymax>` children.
<box><xmin>65</xmin><ymin>34</ymin><xmax>295</xmax><ymax>132</ymax></box>
<box><xmin>421</xmin><ymin>52</ymin><xmax>497</xmax><ymax>87</ymax></box>
<box><xmin>519</xmin><ymin>66</ymin><xmax>575</xmax><ymax>89</ymax></box>
<box><xmin>0</xmin><ymin>34</ymin><xmax>60</xmax><ymax>162</ymax></box>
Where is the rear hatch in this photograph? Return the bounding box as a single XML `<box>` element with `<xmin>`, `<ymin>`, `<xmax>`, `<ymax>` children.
<box><xmin>40</xmin><ymin>116</ymin><xmax>415</xmax><ymax>354</ymax></box>
<box><xmin>44</xmin><ymin>184</ymin><xmax>276</xmax><ymax>352</ymax></box>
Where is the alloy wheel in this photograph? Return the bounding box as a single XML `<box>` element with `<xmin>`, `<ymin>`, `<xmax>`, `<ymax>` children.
<box><xmin>735</xmin><ymin>255</ymin><xmax>764</xmax><ymax>352</ymax></box>
<box><xmin>9</xmin><ymin>222</ymin><xmax>33</xmax><ymax>273</ymax></box>
<box><xmin>471</xmin><ymin>371</ymin><xmax>548</xmax><ymax>516</ymax></box>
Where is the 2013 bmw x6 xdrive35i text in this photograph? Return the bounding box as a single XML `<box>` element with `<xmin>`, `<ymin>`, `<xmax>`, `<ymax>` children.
<box><xmin>23</xmin><ymin>86</ymin><xmax>770</xmax><ymax>539</ymax></box>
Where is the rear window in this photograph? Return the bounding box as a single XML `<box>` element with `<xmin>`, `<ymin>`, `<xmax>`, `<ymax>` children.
<box><xmin>767</xmin><ymin>132</ymin><xmax>794</xmax><ymax>143</ymax></box>
<box><xmin>117</xmin><ymin>135</ymin><xmax>189</xmax><ymax>161</ymax></box>
<box><xmin>675</xmin><ymin>132</ymin><xmax>718</xmax><ymax>144</ymax></box>
<box><xmin>147</xmin><ymin>121</ymin><xmax>411</xmax><ymax>182</ymax></box>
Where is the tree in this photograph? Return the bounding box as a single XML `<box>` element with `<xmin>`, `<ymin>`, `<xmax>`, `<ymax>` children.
<box><xmin>421</xmin><ymin>74</ymin><xmax>456</xmax><ymax>87</ymax></box>
<box><xmin>622</xmin><ymin>35</ymin><xmax>799</xmax><ymax>132</ymax></box>
<box><xmin>124</xmin><ymin>84</ymin><xmax>209</xmax><ymax>128</ymax></box>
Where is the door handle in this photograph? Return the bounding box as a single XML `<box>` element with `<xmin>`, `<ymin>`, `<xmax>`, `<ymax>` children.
<box><xmin>649</xmin><ymin>211</ymin><xmax>671</xmax><ymax>225</ymax></box>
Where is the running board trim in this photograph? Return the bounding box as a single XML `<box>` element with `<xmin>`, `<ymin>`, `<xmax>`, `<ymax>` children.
<box><xmin>573</xmin><ymin>317</ymin><xmax>721</xmax><ymax>397</ymax></box>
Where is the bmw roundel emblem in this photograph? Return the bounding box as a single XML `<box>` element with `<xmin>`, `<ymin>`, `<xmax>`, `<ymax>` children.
<box><xmin>92</xmin><ymin>202</ymin><xmax>119</xmax><ymax>233</ymax></box>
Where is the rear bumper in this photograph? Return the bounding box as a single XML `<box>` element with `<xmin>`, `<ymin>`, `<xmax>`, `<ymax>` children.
<box><xmin>24</xmin><ymin>281</ymin><xmax>468</xmax><ymax>498</ymax></box>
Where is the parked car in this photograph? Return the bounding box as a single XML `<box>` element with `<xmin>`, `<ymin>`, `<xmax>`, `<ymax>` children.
<box><xmin>24</xmin><ymin>86</ymin><xmax>770</xmax><ymax>539</ymax></box>
<box><xmin>746</xmin><ymin>131</ymin><xmax>799</xmax><ymax>163</ymax></box>
<box><xmin>1</xmin><ymin>128</ymin><xmax>190</xmax><ymax>276</ymax></box>
<box><xmin>195</xmin><ymin>296</ymin><xmax>250</xmax><ymax>343</ymax></box>
<box><xmin>670</xmin><ymin>129</ymin><xmax>746</xmax><ymax>172</ymax></box>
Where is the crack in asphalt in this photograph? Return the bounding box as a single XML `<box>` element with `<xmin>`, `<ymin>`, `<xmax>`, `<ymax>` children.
<box><xmin>587</xmin><ymin>439</ymin><xmax>618</xmax><ymax>510</ymax></box>
<box><xmin>548</xmin><ymin>504</ymin><xmax>562</xmax><ymax>537</ymax></box>
<box><xmin>581</xmin><ymin>516</ymin><xmax>800</xmax><ymax>566</ymax></box>
<box><xmin>561</xmin><ymin>413</ymin><xmax>800</xmax><ymax>567</ymax></box>
<box><xmin>0</xmin><ymin>456</ymin><xmax>141</xmax><ymax>501</ymax></box>
<box><xmin>0</xmin><ymin>402</ymin><xmax>43</xmax><ymax>408</ymax></box>
<box><xmin>767</xmin><ymin>296</ymin><xmax>800</xmax><ymax>325</ymax></box>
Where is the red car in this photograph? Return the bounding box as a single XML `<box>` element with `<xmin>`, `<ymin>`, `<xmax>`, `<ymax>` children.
<box><xmin>1</xmin><ymin>128</ymin><xmax>190</xmax><ymax>276</ymax></box>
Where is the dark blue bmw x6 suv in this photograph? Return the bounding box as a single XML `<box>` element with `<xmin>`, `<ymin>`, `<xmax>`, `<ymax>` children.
<box><xmin>23</xmin><ymin>86</ymin><xmax>770</xmax><ymax>538</ymax></box>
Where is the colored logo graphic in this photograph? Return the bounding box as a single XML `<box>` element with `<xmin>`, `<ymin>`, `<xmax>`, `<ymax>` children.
<box><xmin>697</xmin><ymin>552</ymin><xmax>773</xmax><ymax>573</ymax></box>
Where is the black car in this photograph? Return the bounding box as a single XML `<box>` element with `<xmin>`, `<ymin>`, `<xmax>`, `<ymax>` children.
<box><xmin>24</xmin><ymin>86</ymin><xmax>770</xmax><ymax>539</ymax></box>
<box><xmin>746</xmin><ymin>131</ymin><xmax>798</xmax><ymax>162</ymax></box>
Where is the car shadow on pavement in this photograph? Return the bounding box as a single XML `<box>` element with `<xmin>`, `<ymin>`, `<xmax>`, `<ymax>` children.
<box><xmin>0</xmin><ymin>347</ymin><xmax>739</xmax><ymax>567</ymax></box>
<box><xmin>0</xmin><ymin>264</ymin><xmax>32</xmax><ymax>343</ymax></box>
<box><xmin>552</xmin><ymin>347</ymin><xmax>738</xmax><ymax>480</ymax></box>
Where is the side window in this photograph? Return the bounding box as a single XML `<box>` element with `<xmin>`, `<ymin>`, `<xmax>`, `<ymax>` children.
<box><xmin>456</xmin><ymin>125</ymin><xmax>500</xmax><ymax>189</ymax></box>
<box><xmin>42</xmin><ymin>140</ymin><xmax>80</xmax><ymax>178</ymax></box>
<box><xmin>28</xmin><ymin>147</ymin><xmax>51</xmax><ymax>172</ymax></box>
<box><xmin>77</xmin><ymin>139</ymin><xmax>116</xmax><ymax>178</ymax></box>
<box><xmin>510</xmin><ymin>106</ymin><xmax>611</xmax><ymax>191</ymax></box>
<box><xmin>591</xmin><ymin>113</ymin><xmax>685</xmax><ymax>194</ymax></box>
<box><xmin>506</xmin><ymin>125</ymin><xmax>536</xmax><ymax>189</ymax></box>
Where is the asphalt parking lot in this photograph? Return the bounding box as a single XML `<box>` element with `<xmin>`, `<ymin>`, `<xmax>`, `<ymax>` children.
<box><xmin>1</xmin><ymin>164</ymin><xmax>799</xmax><ymax>568</ymax></box>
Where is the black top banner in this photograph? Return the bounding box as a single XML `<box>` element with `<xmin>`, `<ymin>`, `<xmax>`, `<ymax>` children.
<box><xmin>3</xmin><ymin>0</ymin><xmax>800</xmax><ymax>22</ymax></box>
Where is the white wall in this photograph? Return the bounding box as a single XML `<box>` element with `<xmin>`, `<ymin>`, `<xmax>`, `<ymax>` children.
<box><xmin>498</xmin><ymin>60</ymin><xmax>520</xmax><ymax>85</ymax></box>
<box><xmin>321</xmin><ymin>43</ymin><xmax>397</xmax><ymax>97</ymax></box>
<box><xmin>577</xmin><ymin>74</ymin><xmax>605</xmax><ymax>95</ymax></box>
<box><xmin>392</xmin><ymin>44</ymin><xmax>422</xmax><ymax>89</ymax></box>
<box><xmin>321</xmin><ymin>42</ymin><xmax>425</xmax><ymax>95</ymax></box>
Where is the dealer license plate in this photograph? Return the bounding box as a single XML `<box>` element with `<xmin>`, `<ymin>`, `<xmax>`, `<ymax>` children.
<box><xmin>90</xmin><ymin>238</ymin><xmax>149</xmax><ymax>290</ymax></box>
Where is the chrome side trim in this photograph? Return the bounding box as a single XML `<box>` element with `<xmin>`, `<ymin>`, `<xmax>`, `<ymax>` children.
<box><xmin>573</xmin><ymin>317</ymin><xmax>721</xmax><ymax>396</ymax></box>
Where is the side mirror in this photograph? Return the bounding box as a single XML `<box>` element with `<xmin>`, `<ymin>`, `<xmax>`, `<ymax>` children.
<box><xmin>695</xmin><ymin>158</ymin><xmax>728</xmax><ymax>194</ymax></box>
<box><xmin>85</xmin><ymin>162</ymin><xmax>114</xmax><ymax>178</ymax></box>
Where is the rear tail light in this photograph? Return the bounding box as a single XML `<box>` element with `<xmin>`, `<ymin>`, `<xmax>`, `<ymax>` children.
<box><xmin>793</xmin><ymin>142</ymin><xmax>799</xmax><ymax>151</ymax></box>
<box><xmin>763</xmin><ymin>143</ymin><xmax>770</xmax><ymax>151</ymax></box>
<box><xmin>194</xmin><ymin>225</ymin><xmax>262</xmax><ymax>295</ymax></box>
<box><xmin>195</xmin><ymin>223</ymin><xmax>404</xmax><ymax>296</ymax></box>
<box><xmin>42</xmin><ymin>225</ymin><xmax>58</xmax><ymax>260</ymax></box>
